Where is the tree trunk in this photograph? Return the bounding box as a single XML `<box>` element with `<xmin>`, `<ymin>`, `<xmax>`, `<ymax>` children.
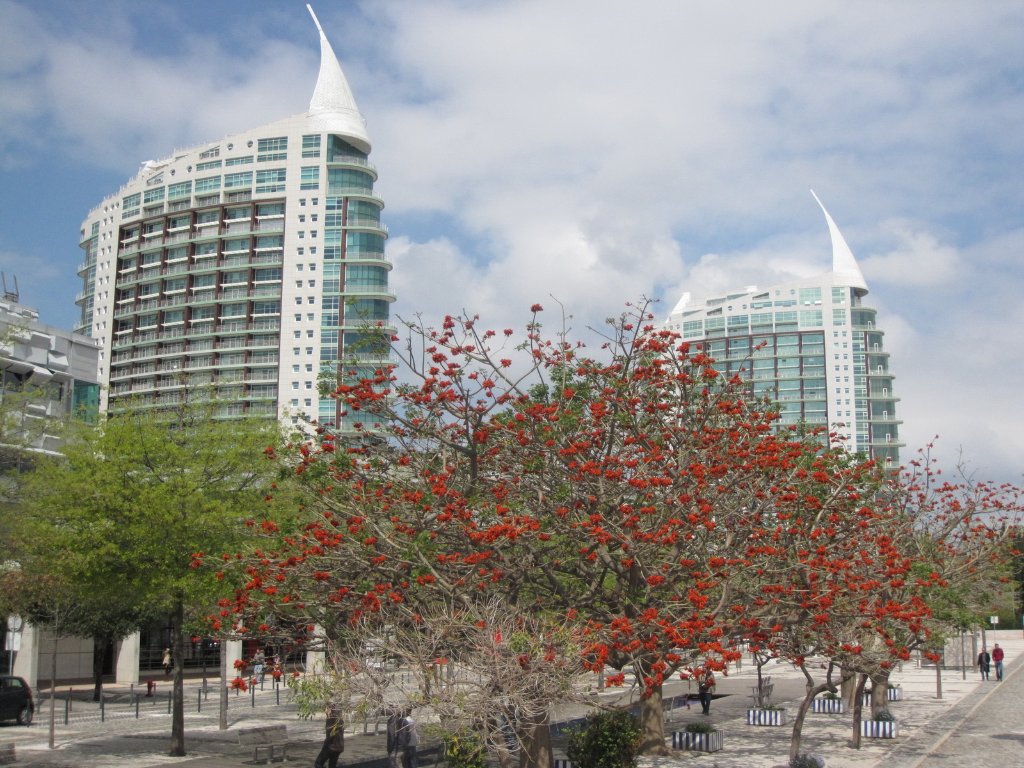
<box><xmin>850</xmin><ymin>673</ymin><xmax>868</xmax><ymax>750</ymax></box>
<box><xmin>219</xmin><ymin>636</ymin><xmax>228</xmax><ymax>730</ymax></box>
<box><xmin>637</xmin><ymin>682</ymin><xmax>669</xmax><ymax>755</ymax></box>
<box><xmin>48</xmin><ymin>638</ymin><xmax>57</xmax><ymax>750</ymax></box>
<box><xmin>935</xmin><ymin>657</ymin><xmax>943</xmax><ymax>700</ymax></box>
<box><xmin>870</xmin><ymin>671</ymin><xmax>889</xmax><ymax>717</ymax></box>
<box><xmin>840</xmin><ymin>666</ymin><xmax>856</xmax><ymax>710</ymax></box>
<box><xmin>789</xmin><ymin>683</ymin><xmax>828</xmax><ymax>762</ymax></box>
<box><xmin>519</xmin><ymin>707</ymin><xmax>553</xmax><ymax>768</ymax></box>
<box><xmin>789</xmin><ymin>664</ymin><xmax>838</xmax><ymax>762</ymax></box>
<box><xmin>91</xmin><ymin>636</ymin><xmax>107</xmax><ymax>702</ymax></box>
<box><xmin>169</xmin><ymin>601</ymin><xmax>186</xmax><ymax>756</ymax></box>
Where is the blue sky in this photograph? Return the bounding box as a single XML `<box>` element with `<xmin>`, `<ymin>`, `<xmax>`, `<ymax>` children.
<box><xmin>1</xmin><ymin>0</ymin><xmax>1022</xmax><ymax>485</ymax></box>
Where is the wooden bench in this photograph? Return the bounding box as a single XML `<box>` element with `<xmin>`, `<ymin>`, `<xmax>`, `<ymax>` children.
<box><xmin>238</xmin><ymin>724</ymin><xmax>289</xmax><ymax>764</ymax></box>
<box><xmin>0</xmin><ymin>743</ymin><xmax>15</xmax><ymax>765</ymax></box>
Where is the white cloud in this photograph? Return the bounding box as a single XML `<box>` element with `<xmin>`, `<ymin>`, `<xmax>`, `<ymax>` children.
<box><xmin>1</xmin><ymin>0</ymin><xmax>1022</xmax><ymax>484</ymax></box>
<box><xmin>859</xmin><ymin>220</ymin><xmax>961</xmax><ymax>287</ymax></box>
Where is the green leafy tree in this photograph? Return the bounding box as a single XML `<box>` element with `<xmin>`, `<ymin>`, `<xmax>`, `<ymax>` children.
<box><xmin>15</xmin><ymin>400</ymin><xmax>280</xmax><ymax>756</ymax></box>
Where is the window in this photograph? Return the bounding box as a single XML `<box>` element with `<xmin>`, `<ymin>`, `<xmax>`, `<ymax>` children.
<box><xmin>196</xmin><ymin>159</ymin><xmax>222</xmax><ymax>171</ymax></box>
<box><xmin>253</xmin><ymin>301</ymin><xmax>281</xmax><ymax>316</ymax></box>
<box><xmin>195</xmin><ymin>175</ymin><xmax>221</xmax><ymax>193</ymax></box>
<box><xmin>255</xmin><ymin>169</ymin><xmax>286</xmax><ymax>193</ymax></box>
<box><xmin>302</xmin><ymin>134</ymin><xmax>321</xmax><ymax>158</ymax></box>
<box><xmin>257</xmin><ymin>136</ymin><xmax>288</xmax><ymax>162</ymax></box>
<box><xmin>122</xmin><ymin>193</ymin><xmax>141</xmax><ymax>217</ymax></box>
<box><xmin>143</xmin><ymin>187</ymin><xmax>165</xmax><ymax>203</ymax></box>
<box><xmin>300</xmin><ymin>166</ymin><xmax>320</xmax><ymax>190</ymax></box>
<box><xmin>224</xmin><ymin>171</ymin><xmax>253</xmax><ymax>189</ymax></box>
<box><xmin>225</xmin><ymin>155</ymin><xmax>254</xmax><ymax>166</ymax></box>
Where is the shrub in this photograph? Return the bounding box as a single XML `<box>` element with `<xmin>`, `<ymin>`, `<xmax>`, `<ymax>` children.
<box><xmin>872</xmin><ymin>709</ymin><xmax>895</xmax><ymax>722</ymax></box>
<box><xmin>684</xmin><ymin>720</ymin><xmax>717</xmax><ymax>734</ymax></box>
<box><xmin>823</xmin><ymin>691</ymin><xmax>840</xmax><ymax>700</ymax></box>
<box><xmin>566</xmin><ymin>710</ymin><xmax>642</xmax><ymax>768</ymax></box>
<box><xmin>442</xmin><ymin>730</ymin><xmax>487</xmax><ymax>768</ymax></box>
<box><xmin>789</xmin><ymin>754</ymin><xmax>825</xmax><ymax>768</ymax></box>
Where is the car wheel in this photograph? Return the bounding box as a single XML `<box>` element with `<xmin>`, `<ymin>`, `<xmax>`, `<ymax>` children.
<box><xmin>17</xmin><ymin>704</ymin><xmax>33</xmax><ymax>726</ymax></box>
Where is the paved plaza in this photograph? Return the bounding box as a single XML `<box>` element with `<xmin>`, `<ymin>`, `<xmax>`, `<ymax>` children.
<box><xmin>1</xmin><ymin>630</ymin><xmax>1020</xmax><ymax>767</ymax></box>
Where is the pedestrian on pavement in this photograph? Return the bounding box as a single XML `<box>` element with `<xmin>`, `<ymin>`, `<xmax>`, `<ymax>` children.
<box><xmin>977</xmin><ymin>647</ymin><xmax>991</xmax><ymax>680</ymax></box>
<box><xmin>401</xmin><ymin>707</ymin><xmax>419</xmax><ymax>768</ymax></box>
<box><xmin>697</xmin><ymin>665</ymin><xmax>716</xmax><ymax>715</ymax></box>
<box><xmin>253</xmin><ymin>650</ymin><xmax>266</xmax><ymax>684</ymax></box>
<box><xmin>314</xmin><ymin>703</ymin><xmax>345</xmax><ymax>768</ymax></box>
<box><xmin>991</xmin><ymin>643</ymin><xmax>1004</xmax><ymax>680</ymax></box>
<box><xmin>386</xmin><ymin>706</ymin><xmax>404</xmax><ymax>768</ymax></box>
<box><xmin>162</xmin><ymin>647</ymin><xmax>172</xmax><ymax>676</ymax></box>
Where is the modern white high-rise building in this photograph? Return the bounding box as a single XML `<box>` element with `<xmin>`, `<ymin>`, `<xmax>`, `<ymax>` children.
<box><xmin>75</xmin><ymin>6</ymin><xmax>392</xmax><ymax>433</ymax></box>
<box><xmin>664</xmin><ymin>193</ymin><xmax>902</xmax><ymax>467</ymax></box>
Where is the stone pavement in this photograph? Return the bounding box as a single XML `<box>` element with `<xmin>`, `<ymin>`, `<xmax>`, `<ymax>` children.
<box><xmin>2</xmin><ymin>630</ymin><xmax>1019</xmax><ymax>768</ymax></box>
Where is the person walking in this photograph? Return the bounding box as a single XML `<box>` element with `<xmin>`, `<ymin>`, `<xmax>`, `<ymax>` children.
<box><xmin>401</xmin><ymin>708</ymin><xmax>419</xmax><ymax>768</ymax></box>
<box><xmin>162</xmin><ymin>647</ymin><xmax>172</xmax><ymax>676</ymax></box>
<box><xmin>386</xmin><ymin>707</ymin><xmax>404</xmax><ymax>768</ymax></box>
<box><xmin>253</xmin><ymin>650</ymin><xmax>266</xmax><ymax>684</ymax></box>
<box><xmin>991</xmin><ymin>643</ymin><xmax>1004</xmax><ymax>681</ymax></box>
<box><xmin>697</xmin><ymin>665</ymin><xmax>716</xmax><ymax>715</ymax></box>
<box><xmin>314</xmin><ymin>704</ymin><xmax>345</xmax><ymax>768</ymax></box>
<box><xmin>977</xmin><ymin>647</ymin><xmax>991</xmax><ymax>680</ymax></box>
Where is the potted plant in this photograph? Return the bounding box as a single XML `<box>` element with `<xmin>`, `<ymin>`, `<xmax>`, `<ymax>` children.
<box><xmin>671</xmin><ymin>721</ymin><xmax>723</xmax><ymax>753</ymax></box>
<box><xmin>861</xmin><ymin>708</ymin><xmax>899</xmax><ymax>739</ymax></box>
<box><xmin>811</xmin><ymin>691</ymin><xmax>845</xmax><ymax>714</ymax></box>
<box><xmin>863</xmin><ymin>682</ymin><xmax>904</xmax><ymax>705</ymax></box>
<box><xmin>746</xmin><ymin>702</ymin><xmax>787</xmax><ymax>726</ymax></box>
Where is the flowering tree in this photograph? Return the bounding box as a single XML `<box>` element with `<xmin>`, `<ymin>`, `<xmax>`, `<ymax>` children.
<box><xmin>218</xmin><ymin>299</ymin><xmax>895</xmax><ymax>762</ymax></box>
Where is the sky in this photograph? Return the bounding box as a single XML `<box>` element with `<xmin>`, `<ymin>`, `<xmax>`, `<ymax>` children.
<box><xmin>1</xmin><ymin>0</ymin><xmax>1022</xmax><ymax>486</ymax></box>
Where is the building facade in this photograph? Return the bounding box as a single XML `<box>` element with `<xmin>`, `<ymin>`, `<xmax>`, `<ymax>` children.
<box><xmin>1</xmin><ymin>296</ymin><xmax>101</xmax><ymax>682</ymax></box>
<box><xmin>663</xmin><ymin>193</ymin><xmax>902</xmax><ymax>466</ymax></box>
<box><xmin>21</xmin><ymin>7</ymin><xmax>386</xmax><ymax>687</ymax></box>
<box><xmin>75</xmin><ymin>7</ymin><xmax>393</xmax><ymax>432</ymax></box>
<box><xmin>0</xmin><ymin>296</ymin><xmax>101</xmax><ymax>461</ymax></box>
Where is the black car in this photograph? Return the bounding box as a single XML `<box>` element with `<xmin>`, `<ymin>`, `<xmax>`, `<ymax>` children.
<box><xmin>0</xmin><ymin>676</ymin><xmax>33</xmax><ymax>725</ymax></box>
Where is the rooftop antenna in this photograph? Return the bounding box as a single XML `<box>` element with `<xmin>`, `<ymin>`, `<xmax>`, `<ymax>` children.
<box><xmin>0</xmin><ymin>273</ymin><xmax>20</xmax><ymax>302</ymax></box>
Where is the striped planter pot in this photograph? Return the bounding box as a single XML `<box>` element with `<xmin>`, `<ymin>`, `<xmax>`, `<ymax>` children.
<box><xmin>746</xmin><ymin>708</ymin><xmax>787</xmax><ymax>726</ymax></box>
<box><xmin>671</xmin><ymin>730</ymin><xmax>724</xmax><ymax>752</ymax></box>
<box><xmin>863</xmin><ymin>688</ymin><xmax>903</xmax><ymax>704</ymax></box>
<box><xmin>862</xmin><ymin>720</ymin><xmax>899</xmax><ymax>739</ymax></box>
<box><xmin>553</xmin><ymin>760</ymin><xmax>574</xmax><ymax>768</ymax></box>
<box><xmin>811</xmin><ymin>698</ymin><xmax>845</xmax><ymax>714</ymax></box>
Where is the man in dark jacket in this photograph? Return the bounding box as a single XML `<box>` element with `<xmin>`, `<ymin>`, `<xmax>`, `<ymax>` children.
<box><xmin>314</xmin><ymin>704</ymin><xmax>344</xmax><ymax>768</ymax></box>
<box><xmin>977</xmin><ymin>647</ymin><xmax>991</xmax><ymax>680</ymax></box>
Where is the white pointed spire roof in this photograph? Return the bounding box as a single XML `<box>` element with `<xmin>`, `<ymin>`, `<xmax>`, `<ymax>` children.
<box><xmin>810</xmin><ymin>190</ymin><xmax>868</xmax><ymax>293</ymax></box>
<box><xmin>306</xmin><ymin>4</ymin><xmax>371</xmax><ymax>153</ymax></box>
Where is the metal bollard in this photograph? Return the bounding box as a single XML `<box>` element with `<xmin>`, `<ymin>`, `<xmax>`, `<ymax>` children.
<box><xmin>167</xmin><ymin>691</ymin><xmax>172</xmax><ymax>714</ymax></box>
<box><xmin>197</xmin><ymin>688</ymin><xmax>202</xmax><ymax>713</ymax></box>
<box><xmin>64</xmin><ymin>697</ymin><xmax>70</xmax><ymax>725</ymax></box>
<box><xmin>100</xmin><ymin>693</ymin><xmax>105</xmax><ymax>723</ymax></box>
<box><xmin>135</xmin><ymin>694</ymin><xmax>140</xmax><ymax>719</ymax></box>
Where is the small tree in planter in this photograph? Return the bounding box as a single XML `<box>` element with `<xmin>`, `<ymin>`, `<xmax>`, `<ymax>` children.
<box><xmin>671</xmin><ymin>721</ymin><xmax>723</xmax><ymax>753</ymax></box>
<box><xmin>746</xmin><ymin>649</ymin><xmax>785</xmax><ymax>725</ymax></box>
<box><xmin>861</xmin><ymin>708</ymin><xmax>898</xmax><ymax>739</ymax></box>
<box><xmin>565</xmin><ymin>710</ymin><xmax>641</xmax><ymax>768</ymax></box>
<box><xmin>811</xmin><ymin>691</ymin><xmax>845</xmax><ymax>714</ymax></box>
<box><xmin>790</xmin><ymin>754</ymin><xmax>826</xmax><ymax>768</ymax></box>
